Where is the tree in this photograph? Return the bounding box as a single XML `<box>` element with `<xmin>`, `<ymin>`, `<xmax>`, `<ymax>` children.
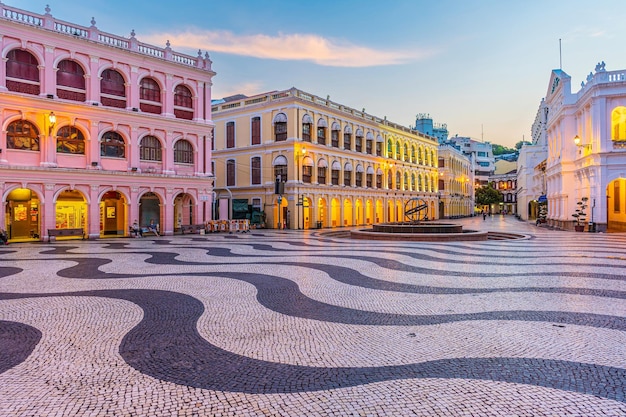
<box><xmin>475</xmin><ymin>184</ymin><xmax>503</xmax><ymax>206</ymax></box>
<box><xmin>492</xmin><ymin>144</ymin><xmax>516</xmax><ymax>155</ymax></box>
<box><xmin>515</xmin><ymin>140</ymin><xmax>531</xmax><ymax>150</ymax></box>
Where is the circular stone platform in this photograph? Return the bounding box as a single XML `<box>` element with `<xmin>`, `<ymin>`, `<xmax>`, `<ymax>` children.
<box><xmin>350</xmin><ymin>222</ymin><xmax>488</xmax><ymax>241</ymax></box>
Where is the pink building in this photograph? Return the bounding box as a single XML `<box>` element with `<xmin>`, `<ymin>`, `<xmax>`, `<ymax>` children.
<box><xmin>0</xmin><ymin>3</ymin><xmax>215</xmax><ymax>242</ymax></box>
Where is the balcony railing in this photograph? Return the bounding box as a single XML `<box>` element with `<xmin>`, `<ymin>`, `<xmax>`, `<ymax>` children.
<box><xmin>0</xmin><ymin>3</ymin><xmax>213</xmax><ymax>73</ymax></box>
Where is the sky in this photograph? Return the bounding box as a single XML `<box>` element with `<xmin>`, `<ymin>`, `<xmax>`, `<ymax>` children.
<box><xmin>13</xmin><ymin>1</ymin><xmax>626</xmax><ymax>147</ymax></box>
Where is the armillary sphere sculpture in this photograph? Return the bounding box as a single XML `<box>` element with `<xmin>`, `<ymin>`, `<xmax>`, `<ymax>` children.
<box><xmin>404</xmin><ymin>198</ymin><xmax>428</xmax><ymax>222</ymax></box>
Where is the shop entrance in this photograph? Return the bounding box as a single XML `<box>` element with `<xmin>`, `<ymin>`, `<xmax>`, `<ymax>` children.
<box><xmin>99</xmin><ymin>191</ymin><xmax>125</xmax><ymax>236</ymax></box>
<box><xmin>5</xmin><ymin>188</ymin><xmax>40</xmax><ymax>241</ymax></box>
<box><xmin>56</xmin><ymin>190</ymin><xmax>88</xmax><ymax>233</ymax></box>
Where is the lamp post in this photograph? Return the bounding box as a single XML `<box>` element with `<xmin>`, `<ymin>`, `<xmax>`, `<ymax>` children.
<box><xmin>296</xmin><ymin>146</ymin><xmax>306</xmax><ymax>229</ymax></box>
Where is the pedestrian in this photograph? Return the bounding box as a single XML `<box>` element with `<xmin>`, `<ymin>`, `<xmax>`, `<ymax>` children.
<box><xmin>0</xmin><ymin>228</ymin><xmax>8</xmax><ymax>245</ymax></box>
<box><xmin>482</xmin><ymin>211</ymin><xmax>486</xmax><ymax>221</ymax></box>
<box><xmin>131</xmin><ymin>220</ymin><xmax>143</xmax><ymax>237</ymax></box>
<box><xmin>148</xmin><ymin>219</ymin><xmax>159</xmax><ymax>236</ymax></box>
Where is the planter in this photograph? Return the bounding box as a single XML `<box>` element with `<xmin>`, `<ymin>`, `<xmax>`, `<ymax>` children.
<box><xmin>574</xmin><ymin>225</ymin><xmax>585</xmax><ymax>232</ymax></box>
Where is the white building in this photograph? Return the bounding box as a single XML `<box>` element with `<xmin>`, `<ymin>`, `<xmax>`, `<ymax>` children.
<box><xmin>543</xmin><ymin>62</ymin><xmax>626</xmax><ymax>232</ymax></box>
<box><xmin>446</xmin><ymin>136</ymin><xmax>495</xmax><ymax>187</ymax></box>
<box><xmin>517</xmin><ymin>98</ymin><xmax>548</xmax><ymax>221</ymax></box>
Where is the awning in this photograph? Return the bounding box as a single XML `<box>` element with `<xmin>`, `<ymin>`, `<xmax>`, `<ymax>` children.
<box><xmin>537</xmin><ymin>195</ymin><xmax>547</xmax><ymax>203</ymax></box>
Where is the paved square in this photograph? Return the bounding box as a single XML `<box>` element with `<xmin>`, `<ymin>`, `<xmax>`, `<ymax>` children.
<box><xmin>0</xmin><ymin>216</ymin><xmax>625</xmax><ymax>416</ymax></box>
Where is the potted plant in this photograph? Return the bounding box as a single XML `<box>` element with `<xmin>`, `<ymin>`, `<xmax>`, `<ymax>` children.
<box><xmin>572</xmin><ymin>197</ymin><xmax>589</xmax><ymax>232</ymax></box>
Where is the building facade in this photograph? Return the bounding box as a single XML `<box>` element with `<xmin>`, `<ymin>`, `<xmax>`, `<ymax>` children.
<box><xmin>437</xmin><ymin>144</ymin><xmax>473</xmax><ymax>218</ymax></box>
<box><xmin>446</xmin><ymin>136</ymin><xmax>495</xmax><ymax>188</ymax></box>
<box><xmin>517</xmin><ymin>98</ymin><xmax>548</xmax><ymax>221</ymax></box>
<box><xmin>211</xmin><ymin>88</ymin><xmax>440</xmax><ymax>229</ymax></box>
<box><xmin>414</xmin><ymin>114</ymin><xmax>449</xmax><ymax>143</ymax></box>
<box><xmin>0</xmin><ymin>3</ymin><xmax>215</xmax><ymax>241</ymax></box>
<box><xmin>543</xmin><ymin>63</ymin><xmax>626</xmax><ymax>232</ymax></box>
<box><xmin>489</xmin><ymin>160</ymin><xmax>517</xmax><ymax>215</ymax></box>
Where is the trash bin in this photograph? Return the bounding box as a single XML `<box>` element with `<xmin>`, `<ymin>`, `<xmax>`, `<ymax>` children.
<box><xmin>588</xmin><ymin>222</ymin><xmax>596</xmax><ymax>232</ymax></box>
<box><xmin>316</xmin><ymin>221</ymin><xmax>323</xmax><ymax>229</ymax></box>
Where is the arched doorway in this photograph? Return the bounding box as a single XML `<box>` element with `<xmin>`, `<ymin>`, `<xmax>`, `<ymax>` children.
<box><xmin>365</xmin><ymin>199</ymin><xmax>373</xmax><ymax>225</ymax></box>
<box><xmin>273</xmin><ymin>195</ymin><xmax>288</xmax><ymax>229</ymax></box>
<box><xmin>343</xmin><ymin>198</ymin><xmax>353</xmax><ymax>227</ymax></box>
<box><xmin>5</xmin><ymin>188</ymin><xmax>41</xmax><ymax>241</ymax></box>
<box><xmin>302</xmin><ymin>197</ymin><xmax>312</xmax><ymax>229</ymax></box>
<box><xmin>57</xmin><ymin>189</ymin><xmax>88</xmax><ymax>232</ymax></box>
<box><xmin>607</xmin><ymin>178</ymin><xmax>626</xmax><ymax>231</ymax></box>
<box><xmin>375</xmin><ymin>199</ymin><xmax>383</xmax><ymax>224</ymax></box>
<box><xmin>331</xmin><ymin>198</ymin><xmax>340</xmax><ymax>227</ymax></box>
<box><xmin>355</xmin><ymin>199</ymin><xmax>363</xmax><ymax>225</ymax></box>
<box><xmin>174</xmin><ymin>193</ymin><xmax>195</xmax><ymax>232</ymax></box>
<box><xmin>139</xmin><ymin>192</ymin><xmax>161</xmax><ymax>233</ymax></box>
<box><xmin>317</xmin><ymin>197</ymin><xmax>327</xmax><ymax>228</ymax></box>
<box><xmin>99</xmin><ymin>190</ymin><xmax>125</xmax><ymax>236</ymax></box>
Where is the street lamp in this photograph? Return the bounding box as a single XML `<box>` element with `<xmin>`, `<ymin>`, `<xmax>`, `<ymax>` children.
<box><xmin>574</xmin><ymin>134</ymin><xmax>591</xmax><ymax>152</ymax></box>
<box><xmin>296</xmin><ymin>146</ymin><xmax>307</xmax><ymax>229</ymax></box>
<box><xmin>48</xmin><ymin>112</ymin><xmax>56</xmax><ymax>135</ymax></box>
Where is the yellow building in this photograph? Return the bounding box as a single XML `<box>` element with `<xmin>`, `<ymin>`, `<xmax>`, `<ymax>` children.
<box><xmin>437</xmin><ymin>144</ymin><xmax>474</xmax><ymax>218</ymax></box>
<box><xmin>211</xmin><ymin>88</ymin><xmax>439</xmax><ymax>229</ymax></box>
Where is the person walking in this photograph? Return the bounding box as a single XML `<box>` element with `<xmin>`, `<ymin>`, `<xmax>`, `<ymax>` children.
<box><xmin>0</xmin><ymin>228</ymin><xmax>8</xmax><ymax>245</ymax></box>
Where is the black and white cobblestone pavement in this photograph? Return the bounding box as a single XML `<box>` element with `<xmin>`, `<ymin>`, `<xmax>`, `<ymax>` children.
<box><xmin>0</xmin><ymin>216</ymin><xmax>625</xmax><ymax>416</ymax></box>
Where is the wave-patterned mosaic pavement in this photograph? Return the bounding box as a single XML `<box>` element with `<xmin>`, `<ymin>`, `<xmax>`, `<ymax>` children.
<box><xmin>0</xmin><ymin>217</ymin><xmax>625</xmax><ymax>416</ymax></box>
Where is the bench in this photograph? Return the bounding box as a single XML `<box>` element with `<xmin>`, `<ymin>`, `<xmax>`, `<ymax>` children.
<box><xmin>47</xmin><ymin>228</ymin><xmax>85</xmax><ymax>242</ymax></box>
<box><xmin>180</xmin><ymin>224</ymin><xmax>206</xmax><ymax>234</ymax></box>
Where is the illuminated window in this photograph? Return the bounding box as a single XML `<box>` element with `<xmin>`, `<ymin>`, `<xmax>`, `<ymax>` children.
<box><xmin>7</xmin><ymin>120</ymin><xmax>39</xmax><ymax>151</ymax></box>
<box><xmin>611</xmin><ymin>107</ymin><xmax>626</xmax><ymax>141</ymax></box>
<box><xmin>56</xmin><ymin>126</ymin><xmax>85</xmax><ymax>154</ymax></box>
<box><xmin>100</xmin><ymin>131</ymin><xmax>125</xmax><ymax>158</ymax></box>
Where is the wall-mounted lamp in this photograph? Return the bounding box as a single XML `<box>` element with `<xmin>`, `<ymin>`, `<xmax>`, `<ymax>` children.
<box><xmin>48</xmin><ymin>112</ymin><xmax>56</xmax><ymax>135</ymax></box>
<box><xmin>574</xmin><ymin>135</ymin><xmax>591</xmax><ymax>151</ymax></box>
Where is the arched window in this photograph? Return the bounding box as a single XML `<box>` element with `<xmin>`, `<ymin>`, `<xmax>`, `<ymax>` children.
<box><xmin>274</xmin><ymin>113</ymin><xmax>288</xmax><ymax>141</ymax></box>
<box><xmin>6</xmin><ymin>49</ymin><xmax>40</xmax><ymax>95</ymax></box>
<box><xmin>404</xmin><ymin>172</ymin><xmax>409</xmax><ymax>190</ymax></box>
<box><xmin>302</xmin><ymin>156</ymin><xmax>313</xmax><ymax>183</ymax></box>
<box><xmin>355</xmin><ymin>129</ymin><xmax>364</xmax><ymax>153</ymax></box>
<box><xmin>331</xmin><ymin>122</ymin><xmax>340</xmax><ymax>147</ymax></box>
<box><xmin>355</xmin><ymin>164</ymin><xmax>364</xmax><ymax>187</ymax></box>
<box><xmin>387</xmin><ymin>169</ymin><xmax>393</xmax><ymax>189</ymax></box>
<box><xmin>317</xmin><ymin>119</ymin><xmax>327</xmax><ymax>145</ymax></box>
<box><xmin>7</xmin><ymin>120</ymin><xmax>39</xmax><ymax>151</ymax></box>
<box><xmin>56</xmin><ymin>126</ymin><xmax>85</xmax><ymax>154</ymax></box>
<box><xmin>376</xmin><ymin>135</ymin><xmax>383</xmax><ymax>156</ymax></box>
<box><xmin>387</xmin><ymin>139</ymin><xmax>393</xmax><ymax>157</ymax></box>
<box><xmin>366</xmin><ymin>166</ymin><xmax>374</xmax><ymax>188</ymax></box>
<box><xmin>317</xmin><ymin>159</ymin><xmax>328</xmax><ymax>185</ymax></box>
<box><xmin>174</xmin><ymin>84</ymin><xmax>193</xmax><ymax>120</ymax></box>
<box><xmin>404</xmin><ymin>144</ymin><xmax>409</xmax><ymax>161</ymax></box>
<box><xmin>396</xmin><ymin>141</ymin><xmax>401</xmax><ymax>160</ymax></box>
<box><xmin>56</xmin><ymin>59</ymin><xmax>85</xmax><ymax>101</ymax></box>
<box><xmin>396</xmin><ymin>171</ymin><xmax>401</xmax><ymax>190</ymax></box>
<box><xmin>376</xmin><ymin>168</ymin><xmax>383</xmax><ymax>188</ymax></box>
<box><xmin>343</xmin><ymin>162</ymin><xmax>353</xmax><ymax>186</ymax></box>
<box><xmin>411</xmin><ymin>173</ymin><xmax>416</xmax><ymax>191</ymax></box>
<box><xmin>140</xmin><ymin>135</ymin><xmax>162</xmax><ymax>161</ymax></box>
<box><xmin>174</xmin><ymin>140</ymin><xmax>193</xmax><ymax>164</ymax></box>
<box><xmin>100</xmin><ymin>69</ymin><xmax>126</xmax><ymax>108</ymax></box>
<box><xmin>365</xmin><ymin>132</ymin><xmax>374</xmax><ymax>154</ymax></box>
<box><xmin>100</xmin><ymin>131</ymin><xmax>125</xmax><ymax>158</ymax></box>
<box><xmin>226</xmin><ymin>159</ymin><xmax>236</xmax><ymax>186</ymax></box>
<box><xmin>251</xmin><ymin>156</ymin><xmax>261</xmax><ymax>184</ymax></box>
<box><xmin>302</xmin><ymin>114</ymin><xmax>313</xmax><ymax>142</ymax></box>
<box><xmin>140</xmin><ymin>77</ymin><xmax>162</xmax><ymax>114</ymax></box>
<box><xmin>611</xmin><ymin>106</ymin><xmax>626</xmax><ymax>141</ymax></box>
<box><xmin>331</xmin><ymin>161</ymin><xmax>341</xmax><ymax>185</ymax></box>
<box><xmin>273</xmin><ymin>155</ymin><xmax>288</xmax><ymax>181</ymax></box>
<box><xmin>226</xmin><ymin>121</ymin><xmax>235</xmax><ymax>148</ymax></box>
<box><xmin>418</xmin><ymin>174</ymin><xmax>423</xmax><ymax>191</ymax></box>
<box><xmin>343</xmin><ymin>125</ymin><xmax>352</xmax><ymax>150</ymax></box>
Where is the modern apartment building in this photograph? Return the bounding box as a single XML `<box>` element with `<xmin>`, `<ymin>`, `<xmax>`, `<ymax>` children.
<box><xmin>446</xmin><ymin>136</ymin><xmax>495</xmax><ymax>187</ymax></box>
<box><xmin>0</xmin><ymin>3</ymin><xmax>215</xmax><ymax>241</ymax></box>
<box><xmin>211</xmin><ymin>88</ymin><xmax>440</xmax><ymax>229</ymax></box>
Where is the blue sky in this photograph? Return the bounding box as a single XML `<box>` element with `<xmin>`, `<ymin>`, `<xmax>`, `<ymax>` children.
<box><xmin>14</xmin><ymin>1</ymin><xmax>626</xmax><ymax>147</ymax></box>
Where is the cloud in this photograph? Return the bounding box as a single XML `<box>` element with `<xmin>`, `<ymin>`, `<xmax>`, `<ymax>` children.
<box><xmin>212</xmin><ymin>81</ymin><xmax>265</xmax><ymax>99</ymax></box>
<box><xmin>143</xmin><ymin>29</ymin><xmax>429</xmax><ymax>67</ymax></box>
